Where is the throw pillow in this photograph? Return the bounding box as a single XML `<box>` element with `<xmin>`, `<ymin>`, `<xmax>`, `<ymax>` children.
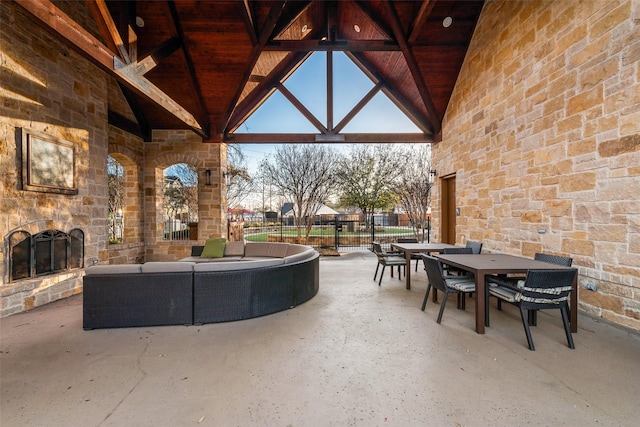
<box><xmin>200</xmin><ymin>238</ymin><xmax>226</xmax><ymax>258</ymax></box>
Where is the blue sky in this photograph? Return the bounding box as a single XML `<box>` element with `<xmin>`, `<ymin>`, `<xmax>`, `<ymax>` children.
<box><xmin>236</xmin><ymin>51</ymin><xmax>420</xmax><ymax>173</ymax></box>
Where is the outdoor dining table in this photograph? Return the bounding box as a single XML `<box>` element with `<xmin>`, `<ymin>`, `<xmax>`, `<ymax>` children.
<box><xmin>390</xmin><ymin>242</ymin><xmax>458</xmax><ymax>290</ymax></box>
<box><xmin>435</xmin><ymin>253</ymin><xmax>578</xmax><ymax>335</ymax></box>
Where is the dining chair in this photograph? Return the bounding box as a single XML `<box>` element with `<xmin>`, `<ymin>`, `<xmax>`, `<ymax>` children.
<box><xmin>420</xmin><ymin>254</ymin><xmax>476</xmax><ymax>323</ymax></box>
<box><xmin>371</xmin><ymin>242</ymin><xmax>406</xmax><ymax>286</ymax></box>
<box><xmin>441</xmin><ymin>247</ymin><xmax>474</xmax><ymax>277</ymax></box>
<box><xmin>487</xmin><ymin>253</ymin><xmax>573</xmax><ymax>325</ymax></box>
<box><xmin>397</xmin><ymin>237</ymin><xmax>421</xmax><ymax>271</ymax></box>
<box><xmin>465</xmin><ymin>240</ymin><xmax>483</xmax><ymax>254</ymax></box>
<box><xmin>489</xmin><ymin>269</ymin><xmax>577</xmax><ymax>351</ymax></box>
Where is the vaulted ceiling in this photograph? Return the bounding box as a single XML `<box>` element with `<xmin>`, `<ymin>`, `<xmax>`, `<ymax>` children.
<box><xmin>18</xmin><ymin>0</ymin><xmax>485</xmax><ymax>143</ymax></box>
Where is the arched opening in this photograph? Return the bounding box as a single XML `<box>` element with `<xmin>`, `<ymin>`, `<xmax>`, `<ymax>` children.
<box><xmin>162</xmin><ymin>163</ymin><xmax>199</xmax><ymax>240</ymax></box>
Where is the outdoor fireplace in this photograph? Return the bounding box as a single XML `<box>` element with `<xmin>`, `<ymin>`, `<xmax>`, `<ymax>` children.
<box><xmin>8</xmin><ymin>229</ymin><xmax>84</xmax><ymax>282</ymax></box>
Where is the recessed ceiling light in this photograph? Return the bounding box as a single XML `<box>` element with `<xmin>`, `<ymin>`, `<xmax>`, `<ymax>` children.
<box><xmin>301</xmin><ymin>24</ymin><xmax>308</xmax><ymax>33</ymax></box>
<box><xmin>443</xmin><ymin>16</ymin><xmax>453</xmax><ymax>28</ymax></box>
<box><xmin>354</xmin><ymin>24</ymin><xmax>361</xmax><ymax>33</ymax></box>
<box><xmin>135</xmin><ymin>16</ymin><xmax>145</xmax><ymax>28</ymax></box>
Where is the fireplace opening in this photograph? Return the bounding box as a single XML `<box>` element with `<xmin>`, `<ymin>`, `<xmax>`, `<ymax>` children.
<box><xmin>8</xmin><ymin>229</ymin><xmax>84</xmax><ymax>282</ymax></box>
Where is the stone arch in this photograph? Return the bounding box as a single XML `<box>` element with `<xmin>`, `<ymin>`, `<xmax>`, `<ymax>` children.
<box><xmin>107</xmin><ymin>147</ymin><xmax>143</xmax><ymax>244</ymax></box>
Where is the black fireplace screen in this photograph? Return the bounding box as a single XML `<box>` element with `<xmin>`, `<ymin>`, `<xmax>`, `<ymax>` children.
<box><xmin>9</xmin><ymin>229</ymin><xmax>84</xmax><ymax>282</ymax></box>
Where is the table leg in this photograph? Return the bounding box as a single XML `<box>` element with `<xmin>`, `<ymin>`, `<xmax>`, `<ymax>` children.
<box><xmin>405</xmin><ymin>251</ymin><xmax>411</xmax><ymax>290</ymax></box>
<box><xmin>571</xmin><ymin>274</ymin><xmax>578</xmax><ymax>333</ymax></box>
<box><xmin>475</xmin><ymin>272</ymin><xmax>486</xmax><ymax>334</ymax></box>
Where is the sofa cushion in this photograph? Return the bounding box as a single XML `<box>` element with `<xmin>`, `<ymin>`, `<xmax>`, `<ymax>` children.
<box><xmin>193</xmin><ymin>258</ymin><xmax>284</xmax><ymax>272</ymax></box>
<box><xmin>224</xmin><ymin>241</ymin><xmax>245</xmax><ymax>257</ymax></box>
<box><xmin>141</xmin><ymin>262</ymin><xmax>195</xmax><ymax>273</ymax></box>
<box><xmin>285</xmin><ymin>244</ymin><xmax>311</xmax><ymax>256</ymax></box>
<box><xmin>244</xmin><ymin>242</ymin><xmax>289</xmax><ymax>258</ymax></box>
<box><xmin>201</xmin><ymin>238</ymin><xmax>226</xmax><ymax>258</ymax></box>
<box><xmin>85</xmin><ymin>264</ymin><xmax>142</xmax><ymax>275</ymax></box>
<box><xmin>284</xmin><ymin>248</ymin><xmax>316</xmax><ymax>264</ymax></box>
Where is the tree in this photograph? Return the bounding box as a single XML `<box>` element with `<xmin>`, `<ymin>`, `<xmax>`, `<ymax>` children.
<box><xmin>334</xmin><ymin>144</ymin><xmax>403</xmax><ymax>230</ymax></box>
<box><xmin>226</xmin><ymin>144</ymin><xmax>254</xmax><ymax>210</ymax></box>
<box><xmin>392</xmin><ymin>144</ymin><xmax>433</xmax><ymax>242</ymax></box>
<box><xmin>107</xmin><ymin>156</ymin><xmax>124</xmax><ymax>243</ymax></box>
<box><xmin>263</xmin><ymin>144</ymin><xmax>337</xmax><ymax>243</ymax></box>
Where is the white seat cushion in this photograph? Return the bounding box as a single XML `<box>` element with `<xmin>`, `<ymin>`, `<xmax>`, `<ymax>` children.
<box><xmin>489</xmin><ymin>286</ymin><xmax>518</xmax><ymax>302</ymax></box>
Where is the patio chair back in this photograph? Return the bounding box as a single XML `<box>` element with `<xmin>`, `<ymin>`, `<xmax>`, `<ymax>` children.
<box><xmin>421</xmin><ymin>255</ymin><xmax>447</xmax><ymax>294</ymax></box>
<box><xmin>443</xmin><ymin>247</ymin><xmax>473</xmax><ymax>255</ymax></box>
<box><xmin>465</xmin><ymin>240</ymin><xmax>483</xmax><ymax>254</ymax></box>
<box><xmin>533</xmin><ymin>253</ymin><xmax>572</xmax><ymax>266</ymax></box>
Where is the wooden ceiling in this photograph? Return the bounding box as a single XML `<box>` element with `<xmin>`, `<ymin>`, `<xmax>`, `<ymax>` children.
<box><xmin>18</xmin><ymin>0</ymin><xmax>485</xmax><ymax>143</ymax></box>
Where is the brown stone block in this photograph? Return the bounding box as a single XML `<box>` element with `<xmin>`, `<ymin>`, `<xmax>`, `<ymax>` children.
<box><xmin>560</xmin><ymin>172</ymin><xmax>596</xmax><ymax>192</ymax></box>
<box><xmin>522</xmin><ymin>242</ymin><xmax>542</xmax><ymax>257</ymax></box>
<box><xmin>592</xmin><ymin>2</ymin><xmax>629</xmax><ymax>38</ymax></box>
<box><xmin>562</xmin><ymin>238</ymin><xmax>595</xmax><ymax>256</ymax></box>
<box><xmin>580</xmin><ymin>289</ymin><xmax>623</xmax><ymax>313</ymax></box>
<box><xmin>521</xmin><ymin>211</ymin><xmax>542</xmax><ymax>223</ymax></box>
<box><xmin>588</xmin><ymin>224</ymin><xmax>627</xmax><ymax>243</ymax></box>
<box><xmin>24</xmin><ymin>295</ymin><xmax>35</xmax><ymax>310</ymax></box>
<box><xmin>567</xmin><ymin>84</ymin><xmax>603</xmax><ymax>115</ymax></box>
<box><xmin>569</xmin><ymin>32</ymin><xmax>611</xmax><ymax>68</ymax></box>
<box><xmin>598</xmin><ymin>134</ymin><xmax>640</xmax><ymax>157</ymax></box>
<box><xmin>545</xmin><ymin>199</ymin><xmax>572</xmax><ymax>217</ymax></box>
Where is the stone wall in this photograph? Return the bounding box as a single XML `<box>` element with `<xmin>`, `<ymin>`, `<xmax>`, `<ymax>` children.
<box><xmin>0</xmin><ymin>1</ymin><xmax>107</xmax><ymax>315</ymax></box>
<box><xmin>143</xmin><ymin>131</ymin><xmax>227</xmax><ymax>262</ymax></box>
<box><xmin>0</xmin><ymin>1</ymin><xmax>227</xmax><ymax>316</ymax></box>
<box><xmin>433</xmin><ymin>0</ymin><xmax>640</xmax><ymax>329</ymax></box>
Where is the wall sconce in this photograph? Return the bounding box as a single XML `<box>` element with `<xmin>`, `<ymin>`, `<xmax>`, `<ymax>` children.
<box><xmin>428</xmin><ymin>169</ymin><xmax>437</xmax><ymax>184</ymax></box>
<box><xmin>205</xmin><ymin>169</ymin><xmax>211</xmax><ymax>186</ymax></box>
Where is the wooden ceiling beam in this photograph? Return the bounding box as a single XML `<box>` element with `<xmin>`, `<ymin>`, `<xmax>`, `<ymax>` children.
<box><xmin>15</xmin><ymin>0</ymin><xmax>207</xmax><ymax>138</ymax></box>
<box><xmin>353</xmin><ymin>0</ymin><xmax>394</xmax><ymax>40</ymax></box>
<box><xmin>277</xmin><ymin>83</ymin><xmax>328</xmax><ymax>134</ymax></box>
<box><xmin>264</xmin><ymin>39</ymin><xmax>399</xmax><ymax>51</ymax></box>
<box><xmin>223</xmin><ymin>133</ymin><xmax>433</xmax><ymax>144</ymax></box>
<box><xmin>167</xmin><ymin>0</ymin><xmax>211</xmax><ymax>138</ymax></box>
<box><xmin>381</xmin><ymin>0</ymin><xmax>441</xmax><ymax>137</ymax></box>
<box><xmin>219</xmin><ymin>1</ymin><xmax>287</xmax><ymax>134</ymax></box>
<box><xmin>226</xmin><ymin>51</ymin><xmax>311</xmax><ymax>133</ymax></box>
<box><xmin>241</xmin><ymin>0</ymin><xmax>258</xmax><ymax>46</ymax></box>
<box><xmin>347</xmin><ymin>51</ymin><xmax>433</xmax><ymax>135</ymax></box>
<box><xmin>117</xmin><ymin>82</ymin><xmax>151</xmax><ymax>141</ymax></box>
<box><xmin>408</xmin><ymin>0</ymin><xmax>436</xmax><ymax>43</ymax></box>
<box><xmin>333</xmin><ymin>82</ymin><xmax>383</xmax><ymax>134</ymax></box>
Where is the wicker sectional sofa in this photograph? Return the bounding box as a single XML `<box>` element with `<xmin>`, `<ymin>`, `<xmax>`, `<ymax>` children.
<box><xmin>83</xmin><ymin>242</ymin><xmax>319</xmax><ymax>330</ymax></box>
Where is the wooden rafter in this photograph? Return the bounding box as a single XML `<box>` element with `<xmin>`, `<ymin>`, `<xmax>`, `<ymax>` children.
<box><xmin>15</xmin><ymin>0</ymin><xmax>207</xmax><ymax>138</ymax></box>
<box><xmin>347</xmin><ymin>52</ymin><xmax>433</xmax><ymax>135</ymax></box>
<box><xmin>277</xmin><ymin>84</ymin><xmax>328</xmax><ymax>134</ymax></box>
<box><xmin>264</xmin><ymin>39</ymin><xmax>399</xmax><ymax>51</ymax></box>
<box><xmin>225</xmin><ymin>133</ymin><xmax>432</xmax><ymax>144</ymax></box>
<box><xmin>333</xmin><ymin>82</ymin><xmax>383</xmax><ymax>134</ymax></box>
<box><xmin>241</xmin><ymin>0</ymin><xmax>258</xmax><ymax>46</ymax></box>
<box><xmin>219</xmin><ymin>1</ymin><xmax>287</xmax><ymax>135</ymax></box>
<box><xmin>227</xmin><ymin>51</ymin><xmax>311</xmax><ymax>133</ymax></box>
<box><xmin>380</xmin><ymin>0</ymin><xmax>441</xmax><ymax>137</ymax></box>
<box><xmin>167</xmin><ymin>0</ymin><xmax>211</xmax><ymax>137</ymax></box>
<box><xmin>408</xmin><ymin>0</ymin><xmax>436</xmax><ymax>43</ymax></box>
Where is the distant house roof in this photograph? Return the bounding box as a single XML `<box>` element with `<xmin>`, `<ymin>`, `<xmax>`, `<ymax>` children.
<box><xmin>281</xmin><ymin>203</ymin><xmax>338</xmax><ymax>216</ymax></box>
<box><xmin>281</xmin><ymin>203</ymin><xmax>294</xmax><ymax>215</ymax></box>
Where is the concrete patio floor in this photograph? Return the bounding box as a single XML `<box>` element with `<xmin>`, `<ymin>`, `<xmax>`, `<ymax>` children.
<box><xmin>2</xmin><ymin>251</ymin><xmax>639</xmax><ymax>427</ymax></box>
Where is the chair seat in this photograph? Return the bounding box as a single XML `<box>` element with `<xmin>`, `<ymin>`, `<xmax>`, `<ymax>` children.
<box><xmin>445</xmin><ymin>278</ymin><xmax>476</xmax><ymax>292</ymax></box>
<box><xmin>489</xmin><ymin>285</ymin><xmax>518</xmax><ymax>302</ymax></box>
<box><xmin>486</xmin><ymin>275</ymin><xmax>525</xmax><ymax>287</ymax></box>
<box><xmin>381</xmin><ymin>256</ymin><xmax>406</xmax><ymax>265</ymax></box>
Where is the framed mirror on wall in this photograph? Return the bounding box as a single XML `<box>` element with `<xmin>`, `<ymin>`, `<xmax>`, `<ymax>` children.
<box><xmin>18</xmin><ymin>128</ymin><xmax>78</xmax><ymax>195</ymax></box>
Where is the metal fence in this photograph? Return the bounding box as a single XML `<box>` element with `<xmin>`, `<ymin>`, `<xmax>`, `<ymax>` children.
<box><xmin>242</xmin><ymin>214</ymin><xmax>431</xmax><ymax>251</ymax></box>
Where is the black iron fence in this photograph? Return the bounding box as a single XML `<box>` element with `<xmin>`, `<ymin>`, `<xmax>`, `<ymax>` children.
<box><xmin>243</xmin><ymin>214</ymin><xmax>431</xmax><ymax>251</ymax></box>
